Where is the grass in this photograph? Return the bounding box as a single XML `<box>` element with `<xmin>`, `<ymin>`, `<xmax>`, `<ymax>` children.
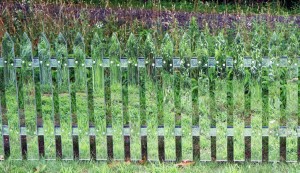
<box><xmin>1</xmin><ymin>160</ymin><xmax>300</xmax><ymax>172</ymax></box>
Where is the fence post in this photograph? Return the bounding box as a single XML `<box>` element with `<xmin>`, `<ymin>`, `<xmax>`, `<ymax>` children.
<box><xmin>208</xmin><ymin>57</ymin><xmax>216</xmax><ymax>161</ymax></box>
<box><xmin>15</xmin><ymin>37</ymin><xmax>27</xmax><ymax>160</ymax></box>
<box><xmin>54</xmin><ymin>33</ymin><xmax>68</xmax><ymax>159</ymax></box>
<box><xmin>243</xmin><ymin>56</ymin><xmax>252</xmax><ymax>161</ymax></box>
<box><xmin>155</xmin><ymin>57</ymin><xmax>165</xmax><ymax>162</ymax></box>
<box><xmin>103</xmin><ymin>57</ymin><xmax>113</xmax><ymax>161</ymax></box>
<box><xmin>1</xmin><ymin>33</ymin><xmax>13</xmax><ymax>159</ymax></box>
<box><xmin>120</xmin><ymin>57</ymin><xmax>130</xmax><ymax>161</ymax></box>
<box><xmin>138</xmin><ymin>57</ymin><xmax>147</xmax><ymax>161</ymax></box>
<box><xmin>261</xmin><ymin>56</ymin><xmax>270</xmax><ymax>162</ymax></box>
<box><xmin>20</xmin><ymin>33</ymin><xmax>35</xmax><ymax>159</ymax></box>
<box><xmin>190</xmin><ymin>58</ymin><xmax>200</xmax><ymax>161</ymax></box>
<box><xmin>173</xmin><ymin>57</ymin><xmax>182</xmax><ymax>162</ymax></box>
<box><xmin>50</xmin><ymin>55</ymin><xmax>62</xmax><ymax>159</ymax></box>
<box><xmin>226</xmin><ymin>57</ymin><xmax>234</xmax><ymax>162</ymax></box>
<box><xmin>279</xmin><ymin>56</ymin><xmax>288</xmax><ymax>162</ymax></box>
<box><xmin>32</xmin><ymin>48</ymin><xmax>44</xmax><ymax>158</ymax></box>
<box><xmin>68</xmin><ymin>56</ymin><xmax>79</xmax><ymax>160</ymax></box>
<box><xmin>85</xmin><ymin>56</ymin><xmax>96</xmax><ymax>160</ymax></box>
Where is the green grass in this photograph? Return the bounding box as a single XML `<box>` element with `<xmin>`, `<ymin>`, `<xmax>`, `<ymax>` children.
<box><xmin>1</xmin><ymin>160</ymin><xmax>300</xmax><ymax>173</ymax></box>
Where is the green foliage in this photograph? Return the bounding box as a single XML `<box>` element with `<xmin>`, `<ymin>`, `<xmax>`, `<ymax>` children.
<box><xmin>161</xmin><ymin>33</ymin><xmax>173</xmax><ymax>61</ymax></box>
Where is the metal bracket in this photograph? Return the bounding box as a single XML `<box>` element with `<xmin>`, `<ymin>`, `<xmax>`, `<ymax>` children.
<box><xmin>190</xmin><ymin>58</ymin><xmax>198</xmax><ymax>67</ymax></box>
<box><xmin>210</xmin><ymin>127</ymin><xmax>216</xmax><ymax>137</ymax></box>
<box><xmin>138</xmin><ymin>57</ymin><xmax>145</xmax><ymax>68</ymax></box>
<box><xmin>2</xmin><ymin>125</ymin><xmax>9</xmax><ymax>135</ymax></box>
<box><xmin>50</xmin><ymin>59</ymin><xmax>58</xmax><ymax>67</ymax></box>
<box><xmin>192</xmin><ymin>126</ymin><xmax>200</xmax><ymax>136</ymax></box>
<box><xmin>72</xmin><ymin>126</ymin><xmax>78</xmax><ymax>136</ymax></box>
<box><xmin>173</xmin><ymin>58</ymin><xmax>181</xmax><ymax>68</ymax></box>
<box><xmin>227</xmin><ymin>127</ymin><xmax>234</xmax><ymax>137</ymax></box>
<box><xmin>85</xmin><ymin>59</ymin><xmax>93</xmax><ymax>67</ymax></box>
<box><xmin>89</xmin><ymin>126</ymin><xmax>96</xmax><ymax>136</ymax></box>
<box><xmin>226</xmin><ymin>57</ymin><xmax>233</xmax><ymax>67</ymax></box>
<box><xmin>244</xmin><ymin>127</ymin><xmax>251</xmax><ymax>137</ymax></box>
<box><xmin>174</xmin><ymin>126</ymin><xmax>182</xmax><ymax>136</ymax></box>
<box><xmin>14</xmin><ymin>59</ymin><xmax>22</xmax><ymax>67</ymax></box>
<box><xmin>120</xmin><ymin>58</ymin><xmax>128</xmax><ymax>68</ymax></box>
<box><xmin>103</xmin><ymin>58</ymin><xmax>110</xmax><ymax>67</ymax></box>
<box><xmin>208</xmin><ymin>57</ymin><xmax>216</xmax><ymax>67</ymax></box>
<box><xmin>0</xmin><ymin>58</ymin><xmax>3</xmax><ymax>67</ymax></box>
<box><xmin>157</xmin><ymin>126</ymin><xmax>164</xmax><ymax>136</ymax></box>
<box><xmin>262</xmin><ymin>57</ymin><xmax>270</xmax><ymax>67</ymax></box>
<box><xmin>123</xmin><ymin>126</ymin><xmax>130</xmax><ymax>136</ymax></box>
<box><xmin>279</xmin><ymin>56</ymin><xmax>288</xmax><ymax>67</ymax></box>
<box><xmin>155</xmin><ymin>57</ymin><xmax>163</xmax><ymax>67</ymax></box>
<box><xmin>279</xmin><ymin>126</ymin><xmax>287</xmax><ymax>137</ymax></box>
<box><xmin>68</xmin><ymin>59</ymin><xmax>76</xmax><ymax>67</ymax></box>
<box><xmin>33</xmin><ymin>59</ymin><xmax>40</xmax><ymax>67</ymax></box>
<box><xmin>140</xmin><ymin>126</ymin><xmax>147</xmax><ymax>136</ymax></box>
<box><xmin>20</xmin><ymin>126</ymin><xmax>26</xmax><ymax>135</ymax></box>
<box><xmin>244</xmin><ymin>57</ymin><xmax>252</xmax><ymax>67</ymax></box>
<box><xmin>106</xmin><ymin>126</ymin><xmax>113</xmax><ymax>136</ymax></box>
<box><xmin>37</xmin><ymin>126</ymin><xmax>44</xmax><ymax>136</ymax></box>
<box><xmin>54</xmin><ymin>126</ymin><xmax>61</xmax><ymax>135</ymax></box>
<box><xmin>262</xmin><ymin>127</ymin><xmax>269</xmax><ymax>136</ymax></box>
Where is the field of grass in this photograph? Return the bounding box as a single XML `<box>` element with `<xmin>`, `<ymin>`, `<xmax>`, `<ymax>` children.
<box><xmin>1</xmin><ymin>160</ymin><xmax>300</xmax><ymax>172</ymax></box>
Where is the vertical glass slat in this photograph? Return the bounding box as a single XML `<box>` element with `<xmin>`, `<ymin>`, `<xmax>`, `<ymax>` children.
<box><xmin>279</xmin><ymin>56</ymin><xmax>288</xmax><ymax>162</ymax></box>
<box><xmin>38</xmin><ymin>34</ymin><xmax>55</xmax><ymax>159</ymax></box>
<box><xmin>50</xmin><ymin>58</ymin><xmax>61</xmax><ymax>159</ymax></box>
<box><xmin>1</xmin><ymin>33</ymin><xmax>14</xmax><ymax>159</ymax></box>
<box><xmin>120</xmin><ymin>57</ymin><xmax>130</xmax><ymax>161</ymax></box>
<box><xmin>244</xmin><ymin>57</ymin><xmax>252</xmax><ymax>161</ymax></box>
<box><xmin>15</xmin><ymin>57</ymin><xmax>27</xmax><ymax>160</ymax></box>
<box><xmin>20</xmin><ymin>33</ymin><xmax>38</xmax><ymax>159</ymax></box>
<box><xmin>208</xmin><ymin>57</ymin><xmax>216</xmax><ymax>161</ymax></box>
<box><xmin>262</xmin><ymin>57</ymin><xmax>270</xmax><ymax>162</ymax></box>
<box><xmin>226</xmin><ymin>57</ymin><xmax>234</xmax><ymax>162</ymax></box>
<box><xmin>55</xmin><ymin>33</ymin><xmax>72</xmax><ymax>159</ymax></box>
<box><xmin>173</xmin><ymin>58</ymin><xmax>182</xmax><ymax>162</ymax></box>
<box><xmin>68</xmin><ymin>58</ymin><xmax>79</xmax><ymax>159</ymax></box>
<box><xmin>85</xmin><ymin>58</ymin><xmax>96</xmax><ymax>160</ymax></box>
<box><xmin>138</xmin><ymin>57</ymin><xmax>147</xmax><ymax>161</ymax></box>
<box><xmin>190</xmin><ymin>58</ymin><xmax>199</xmax><ymax>160</ymax></box>
<box><xmin>155</xmin><ymin>57</ymin><xmax>165</xmax><ymax>162</ymax></box>
<box><xmin>103</xmin><ymin>58</ymin><xmax>113</xmax><ymax>161</ymax></box>
<box><xmin>74</xmin><ymin>33</ymin><xmax>90</xmax><ymax>159</ymax></box>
